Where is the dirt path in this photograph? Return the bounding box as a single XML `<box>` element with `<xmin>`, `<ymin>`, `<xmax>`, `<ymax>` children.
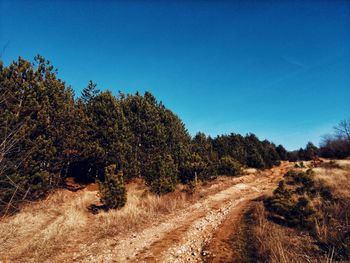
<box><xmin>65</xmin><ymin>163</ymin><xmax>290</xmax><ymax>263</ymax></box>
<box><xmin>200</xmin><ymin>201</ymin><xmax>248</xmax><ymax>263</ymax></box>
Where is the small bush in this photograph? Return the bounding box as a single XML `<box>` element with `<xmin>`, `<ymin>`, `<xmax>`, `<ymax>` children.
<box><xmin>264</xmin><ymin>169</ymin><xmax>324</xmax><ymax>230</ymax></box>
<box><xmin>217</xmin><ymin>156</ymin><xmax>242</xmax><ymax>176</ymax></box>
<box><xmin>179</xmin><ymin>153</ymin><xmax>217</xmax><ymax>184</ymax></box>
<box><xmin>246</xmin><ymin>150</ymin><xmax>265</xmax><ymax>169</ymax></box>
<box><xmin>99</xmin><ymin>164</ymin><xmax>127</xmax><ymax>209</ymax></box>
<box><xmin>179</xmin><ymin>153</ymin><xmax>207</xmax><ymax>183</ymax></box>
<box><xmin>144</xmin><ymin>155</ymin><xmax>178</xmax><ymax>194</ymax></box>
<box><xmin>263</xmin><ymin>166</ymin><xmax>350</xmax><ymax>261</ymax></box>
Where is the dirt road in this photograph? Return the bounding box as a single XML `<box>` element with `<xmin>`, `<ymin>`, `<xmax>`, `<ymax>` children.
<box><xmin>0</xmin><ymin>163</ymin><xmax>290</xmax><ymax>263</ymax></box>
<box><xmin>65</xmin><ymin>162</ymin><xmax>290</xmax><ymax>263</ymax></box>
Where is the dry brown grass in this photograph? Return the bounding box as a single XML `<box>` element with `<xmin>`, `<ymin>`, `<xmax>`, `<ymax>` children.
<box><xmin>0</xmin><ymin>175</ymin><xmax>241</xmax><ymax>262</ymax></box>
<box><xmin>0</xmin><ymin>189</ymin><xmax>94</xmax><ymax>262</ymax></box>
<box><xmin>245</xmin><ymin>159</ymin><xmax>350</xmax><ymax>263</ymax></box>
<box><xmin>313</xmin><ymin>160</ymin><xmax>350</xmax><ymax>260</ymax></box>
<box><xmin>92</xmin><ymin>175</ymin><xmax>248</xmax><ymax>238</ymax></box>
<box><xmin>313</xmin><ymin>161</ymin><xmax>350</xmax><ymax>199</ymax></box>
<box><xmin>250</xmin><ymin>202</ymin><xmax>323</xmax><ymax>263</ymax></box>
<box><xmin>93</xmin><ymin>182</ymin><xmax>193</xmax><ymax>238</ymax></box>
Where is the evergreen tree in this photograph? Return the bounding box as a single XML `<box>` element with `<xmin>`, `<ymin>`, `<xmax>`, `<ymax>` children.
<box><xmin>99</xmin><ymin>164</ymin><xmax>126</xmax><ymax>209</ymax></box>
<box><xmin>298</xmin><ymin>148</ymin><xmax>306</xmax><ymax>161</ymax></box>
<box><xmin>246</xmin><ymin>148</ymin><xmax>265</xmax><ymax>168</ymax></box>
<box><xmin>179</xmin><ymin>152</ymin><xmax>210</xmax><ymax>183</ymax></box>
<box><xmin>276</xmin><ymin>144</ymin><xmax>288</xmax><ymax>160</ymax></box>
<box><xmin>144</xmin><ymin>154</ymin><xmax>178</xmax><ymax>194</ymax></box>
<box><xmin>120</xmin><ymin>91</ymin><xmax>191</xmax><ymax>182</ymax></box>
<box><xmin>304</xmin><ymin>142</ymin><xmax>318</xmax><ymax>160</ymax></box>
<box><xmin>82</xmin><ymin>91</ymin><xmax>131</xmax><ymax>180</ymax></box>
<box><xmin>0</xmin><ymin>55</ymin><xmax>288</xmax><ymax>213</ymax></box>
<box><xmin>1</xmin><ymin>56</ymin><xmax>77</xmax><ymax>213</ymax></box>
<box><xmin>81</xmin><ymin>80</ymin><xmax>100</xmax><ymax>104</ymax></box>
<box><xmin>245</xmin><ymin>134</ymin><xmax>266</xmax><ymax>168</ymax></box>
<box><xmin>261</xmin><ymin>141</ymin><xmax>281</xmax><ymax>168</ymax></box>
<box><xmin>217</xmin><ymin>156</ymin><xmax>242</xmax><ymax>176</ymax></box>
<box><xmin>192</xmin><ymin>132</ymin><xmax>217</xmax><ymax>163</ymax></box>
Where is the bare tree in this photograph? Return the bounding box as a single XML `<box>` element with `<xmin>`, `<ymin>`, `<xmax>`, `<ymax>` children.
<box><xmin>334</xmin><ymin>119</ymin><xmax>350</xmax><ymax>142</ymax></box>
<box><xmin>0</xmin><ymin>88</ymin><xmax>28</xmax><ymax>216</ymax></box>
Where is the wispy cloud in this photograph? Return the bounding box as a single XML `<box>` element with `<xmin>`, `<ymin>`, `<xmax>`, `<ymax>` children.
<box><xmin>263</xmin><ymin>52</ymin><xmax>346</xmax><ymax>89</ymax></box>
<box><xmin>281</xmin><ymin>55</ymin><xmax>306</xmax><ymax>68</ymax></box>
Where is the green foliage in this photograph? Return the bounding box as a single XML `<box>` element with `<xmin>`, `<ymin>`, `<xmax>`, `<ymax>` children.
<box><xmin>264</xmin><ymin>169</ymin><xmax>329</xmax><ymax>230</ymax></box>
<box><xmin>180</xmin><ymin>153</ymin><xmax>206</xmax><ymax>183</ymax></box>
<box><xmin>305</xmin><ymin>142</ymin><xmax>319</xmax><ymax>160</ymax></box>
<box><xmin>192</xmin><ymin>132</ymin><xmax>217</xmax><ymax>163</ymax></box>
<box><xmin>276</xmin><ymin>144</ymin><xmax>288</xmax><ymax>161</ymax></box>
<box><xmin>217</xmin><ymin>156</ymin><xmax>242</xmax><ymax>176</ymax></box>
<box><xmin>144</xmin><ymin>154</ymin><xmax>178</xmax><ymax>194</ymax></box>
<box><xmin>246</xmin><ymin>148</ymin><xmax>265</xmax><ymax>169</ymax></box>
<box><xmin>0</xmin><ymin>55</ymin><xmax>286</xmax><ymax>214</ymax></box>
<box><xmin>212</xmin><ymin>133</ymin><xmax>282</xmax><ymax>169</ymax></box>
<box><xmin>264</xmin><ymin>169</ymin><xmax>350</xmax><ymax>260</ymax></box>
<box><xmin>0</xmin><ymin>56</ymin><xmax>76</xmax><ymax>213</ymax></box>
<box><xmin>81</xmin><ymin>80</ymin><xmax>100</xmax><ymax>104</ymax></box>
<box><xmin>99</xmin><ymin>165</ymin><xmax>126</xmax><ymax>209</ymax></box>
<box><xmin>288</xmin><ymin>142</ymin><xmax>319</xmax><ymax>162</ymax></box>
<box><xmin>120</xmin><ymin>92</ymin><xmax>191</xmax><ymax>181</ymax></box>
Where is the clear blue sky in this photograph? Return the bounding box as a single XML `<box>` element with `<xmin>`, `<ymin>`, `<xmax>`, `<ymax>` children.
<box><xmin>1</xmin><ymin>0</ymin><xmax>349</xmax><ymax>150</ymax></box>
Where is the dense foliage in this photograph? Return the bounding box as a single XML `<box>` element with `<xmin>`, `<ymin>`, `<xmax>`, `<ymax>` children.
<box><xmin>319</xmin><ymin>119</ymin><xmax>350</xmax><ymax>159</ymax></box>
<box><xmin>264</xmin><ymin>169</ymin><xmax>349</xmax><ymax>260</ymax></box>
<box><xmin>0</xmin><ymin>56</ymin><xmax>285</xmax><ymax>213</ymax></box>
<box><xmin>212</xmin><ymin>133</ymin><xmax>281</xmax><ymax>169</ymax></box>
<box><xmin>99</xmin><ymin>164</ymin><xmax>126</xmax><ymax>209</ymax></box>
<box><xmin>287</xmin><ymin>142</ymin><xmax>319</xmax><ymax>162</ymax></box>
<box><xmin>217</xmin><ymin>156</ymin><xmax>242</xmax><ymax>176</ymax></box>
<box><xmin>264</xmin><ymin>170</ymin><xmax>328</xmax><ymax>229</ymax></box>
<box><xmin>287</xmin><ymin>120</ymin><xmax>350</xmax><ymax>161</ymax></box>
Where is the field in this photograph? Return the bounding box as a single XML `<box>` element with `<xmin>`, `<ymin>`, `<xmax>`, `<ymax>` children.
<box><xmin>1</xmin><ymin>160</ymin><xmax>349</xmax><ymax>262</ymax></box>
<box><xmin>0</xmin><ymin>163</ymin><xmax>289</xmax><ymax>262</ymax></box>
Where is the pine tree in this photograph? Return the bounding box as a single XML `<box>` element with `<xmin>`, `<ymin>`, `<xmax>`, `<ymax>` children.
<box><xmin>217</xmin><ymin>156</ymin><xmax>242</xmax><ymax>176</ymax></box>
<box><xmin>144</xmin><ymin>154</ymin><xmax>178</xmax><ymax>194</ymax></box>
<box><xmin>246</xmin><ymin>147</ymin><xmax>265</xmax><ymax>168</ymax></box>
<box><xmin>81</xmin><ymin>80</ymin><xmax>100</xmax><ymax>104</ymax></box>
<box><xmin>0</xmin><ymin>56</ymin><xmax>77</xmax><ymax>213</ymax></box>
<box><xmin>276</xmin><ymin>144</ymin><xmax>288</xmax><ymax>160</ymax></box>
<box><xmin>304</xmin><ymin>142</ymin><xmax>318</xmax><ymax>160</ymax></box>
<box><xmin>99</xmin><ymin>164</ymin><xmax>126</xmax><ymax>209</ymax></box>
<box><xmin>77</xmin><ymin>91</ymin><xmax>131</xmax><ymax>181</ymax></box>
<box><xmin>179</xmin><ymin>153</ymin><xmax>208</xmax><ymax>183</ymax></box>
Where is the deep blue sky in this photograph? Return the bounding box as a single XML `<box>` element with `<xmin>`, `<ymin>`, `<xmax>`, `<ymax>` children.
<box><xmin>1</xmin><ymin>0</ymin><xmax>350</xmax><ymax>150</ymax></box>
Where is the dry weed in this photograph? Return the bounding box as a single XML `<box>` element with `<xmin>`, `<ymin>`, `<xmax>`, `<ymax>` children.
<box><xmin>0</xmin><ymin>175</ymin><xmax>239</xmax><ymax>262</ymax></box>
<box><xmin>250</xmin><ymin>159</ymin><xmax>350</xmax><ymax>262</ymax></box>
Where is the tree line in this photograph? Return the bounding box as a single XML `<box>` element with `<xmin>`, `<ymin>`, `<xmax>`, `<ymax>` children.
<box><xmin>286</xmin><ymin>120</ymin><xmax>350</xmax><ymax>162</ymax></box>
<box><xmin>1</xmin><ymin>56</ymin><xmax>344</xmax><ymax>213</ymax></box>
<box><xmin>319</xmin><ymin>119</ymin><xmax>350</xmax><ymax>159</ymax></box>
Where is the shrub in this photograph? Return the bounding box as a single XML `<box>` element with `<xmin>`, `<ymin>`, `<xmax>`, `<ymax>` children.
<box><xmin>144</xmin><ymin>154</ymin><xmax>178</xmax><ymax>194</ymax></box>
<box><xmin>201</xmin><ymin>162</ymin><xmax>218</xmax><ymax>181</ymax></box>
<box><xmin>217</xmin><ymin>156</ymin><xmax>242</xmax><ymax>176</ymax></box>
<box><xmin>179</xmin><ymin>153</ymin><xmax>218</xmax><ymax>183</ymax></box>
<box><xmin>99</xmin><ymin>164</ymin><xmax>126</xmax><ymax>209</ymax></box>
<box><xmin>264</xmin><ymin>170</ymin><xmax>324</xmax><ymax>230</ymax></box>
<box><xmin>246</xmin><ymin>149</ymin><xmax>265</xmax><ymax>169</ymax></box>
<box><xmin>179</xmin><ymin>153</ymin><xmax>207</xmax><ymax>183</ymax></box>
